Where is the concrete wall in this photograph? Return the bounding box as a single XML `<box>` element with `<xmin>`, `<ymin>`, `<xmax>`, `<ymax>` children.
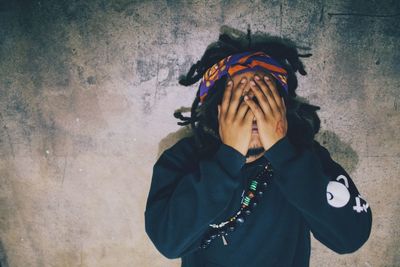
<box><xmin>0</xmin><ymin>0</ymin><xmax>399</xmax><ymax>266</ymax></box>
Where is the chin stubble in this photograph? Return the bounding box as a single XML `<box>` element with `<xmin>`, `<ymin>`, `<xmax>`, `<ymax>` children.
<box><xmin>246</xmin><ymin>147</ymin><xmax>265</xmax><ymax>158</ymax></box>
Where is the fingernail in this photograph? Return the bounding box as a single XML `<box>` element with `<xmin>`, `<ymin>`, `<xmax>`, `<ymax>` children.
<box><xmin>250</xmin><ymin>80</ymin><xmax>256</xmax><ymax>86</ymax></box>
<box><xmin>241</xmin><ymin>78</ymin><xmax>247</xmax><ymax>84</ymax></box>
<box><xmin>264</xmin><ymin>76</ymin><xmax>270</xmax><ymax>81</ymax></box>
<box><xmin>254</xmin><ymin>75</ymin><xmax>260</xmax><ymax>80</ymax></box>
<box><xmin>227</xmin><ymin>81</ymin><xmax>232</xmax><ymax>86</ymax></box>
<box><xmin>244</xmin><ymin>95</ymin><xmax>249</xmax><ymax>101</ymax></box>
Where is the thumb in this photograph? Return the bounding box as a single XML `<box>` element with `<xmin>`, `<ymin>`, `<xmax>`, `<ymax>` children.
<box><xmin>218</xmin><ymin>105</ymin><xmax>221</xmax><ymax>118</ymax></box>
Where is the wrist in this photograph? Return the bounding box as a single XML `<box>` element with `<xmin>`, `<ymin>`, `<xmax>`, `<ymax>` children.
<box><xmin>262</xmin><ymin>135</ymin><xmax>286</xmax><ymax>151</ymax></box>
<box><xmin>222</xmin><ymin>141</ymin><xmax>246</xmax><ymax>157</ymax></box>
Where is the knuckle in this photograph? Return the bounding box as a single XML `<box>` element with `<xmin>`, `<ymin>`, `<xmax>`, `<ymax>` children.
<box><xmin>264</xmin><ymin>88</ymin><xmax>272</xmax><ymax>96</ymax></box>
<box><xmin>232</xmin><ymin>88</ymin><xmax>240</xmax><ymax>96</ymax></box>
<box><xmin>251</xmin><ymin>90</ymin><xmax>261</xmax><ymax>98</ymax></box>
<box><xmin>251</xmin><ymin>87</ymin><xmax>259</xmax><ymax>94</ymax></box>
<box><xmin>238</xmin><ymin>83</ymin><xmax>247</xmax><ymax>91</ymax></box>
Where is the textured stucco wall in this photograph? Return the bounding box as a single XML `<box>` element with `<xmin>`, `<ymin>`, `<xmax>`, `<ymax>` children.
<box><xmin>0</xmin><ymin>0</ymin><xmax>399</xmax><ymax>266</ymax></box>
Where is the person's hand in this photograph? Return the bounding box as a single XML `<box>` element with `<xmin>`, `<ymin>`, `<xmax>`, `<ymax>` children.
<box><xmin>217</xmin><ymin>77</ymin><xmax>254</xmax><ymax>156</ymax></box>
<box><xmin>244</xmin><ymin>74</ymin><xmax>288</xmax><ymax>152</ymax></box>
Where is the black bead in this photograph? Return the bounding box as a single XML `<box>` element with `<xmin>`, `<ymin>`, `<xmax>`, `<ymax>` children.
<box><xmin>219</xmin><ymin>229</ymin><xmax>226</xmax><ymax>235</ymax></box>
<box><xmin>228</xmin><ymin>225</ymin><xmax>235</xmax><ymax>232</ymax></box>
<box><xmin>210</xmin><ymin>233</ymin><xmax>217</xmax><ymax>240</ymax></box>
<box><xmin>262</xmin><ymin>181</ymin><xmax>268</xmax><ymax>188</ymax></box>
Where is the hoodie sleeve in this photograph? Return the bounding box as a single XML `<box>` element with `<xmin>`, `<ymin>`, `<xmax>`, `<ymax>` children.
<box><xmin>263</xmin><ymin>135</ymin><xmax>372</xmax><ymax>254</ymax></box>
<box><xmin>144</xmin><ymin>137</ymin><xmax>246</xmax><ymax>259</ymax></box>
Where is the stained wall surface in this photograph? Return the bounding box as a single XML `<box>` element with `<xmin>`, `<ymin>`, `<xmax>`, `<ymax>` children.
<box><xmin>0</xmin><ymin>0</ymin><xmax>399</xmax><ymax>266</ymax></box>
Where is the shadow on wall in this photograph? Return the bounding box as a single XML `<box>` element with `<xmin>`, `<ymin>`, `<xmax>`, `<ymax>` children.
<box><xmin>315</xmin><ymin>130</ymin><xmax>359</xmax><ymax>175</ymax></box>
<box><xmin>156</xmin><ymin>125</ymin><xmax>194</xmax><ymax>160</ymax></box>
<box><xmin>0</xmin><ymin>240</ymin><xmax>9</xmax><ymax>267</ymax></box>
<box><xmin>156</xmin><ymin>105</ymin><xmax>194</xmax><ymax>159</ymax></box>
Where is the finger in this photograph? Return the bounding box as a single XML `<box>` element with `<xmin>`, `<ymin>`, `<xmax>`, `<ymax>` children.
<box><xmin>281</xmin><ymin>97</ymin><xmax>286</xmax><ymax>114</ymax></box>
<box><xmin>264</xmin><ymin>75</ymin><xmax>284</xmax><ymax>115</ymax></box>
<box><xmin>227</xmin><ymin>77</ymin><xmax>247</xmax><ymax>120</ymax></box>
<box><xmin>236</xmin><ymin>97</ymin><xmax>250</xmax><ymax>120</ymax></box>
<box><xmin>218</xmin><ymin>104</ymin><xmax>221</xmax><ymax>120</ymax></box>
<box><xmin>221</xmin><ymin>79</ymin><xmax>233</xmax><ymax>118</ymax></box>
<box><xmin>244</xmin><ymin>95</ymin><xmax>264</xmax><ymax>121</ymax></box>
<box><xmin>249</xmin><ymin>79</ymin><xmax>272</xmax><ymax>116</ymax></box>
<box><xmin>244</xmin><ymin>105</ymin><xmax>255</xmax><ymax>124</ymax></box>
<box><xmin>255</xmin><ymin>75</ymin><xmax>279</xmax><ymax>114</ymax></box>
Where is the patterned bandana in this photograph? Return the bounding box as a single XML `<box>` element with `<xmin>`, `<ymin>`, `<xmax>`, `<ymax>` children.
<box><xmin>198</xmin><ymin>51</ymin><xmax>288</xmax><ymax>104</ymax></box>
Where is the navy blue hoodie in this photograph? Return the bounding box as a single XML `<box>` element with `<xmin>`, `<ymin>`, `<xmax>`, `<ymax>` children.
<box><xmin>144</xmin><ymin>135</ymin><xmax>372</xmax><ymax>267</ymax></box>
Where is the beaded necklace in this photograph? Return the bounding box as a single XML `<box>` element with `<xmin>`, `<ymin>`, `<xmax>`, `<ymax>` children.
<box><xmin>199</xmin><ymin>160</ymin><xmax>274</xmax><ymax>249</ymax></box>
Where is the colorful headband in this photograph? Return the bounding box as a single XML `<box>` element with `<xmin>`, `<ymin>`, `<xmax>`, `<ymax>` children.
<box><xmin>198</xmin><ymin>51</ymin><xmax>288</xmax><ymax>103</ymax></box>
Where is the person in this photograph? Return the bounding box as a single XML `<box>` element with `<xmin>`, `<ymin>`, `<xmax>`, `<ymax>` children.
<box><xmin>144</xmin><ymin>29</ymin><xmax>372</xmax><ymax>267</ymax></box>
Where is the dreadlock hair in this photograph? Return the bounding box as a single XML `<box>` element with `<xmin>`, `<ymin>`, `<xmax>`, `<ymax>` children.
<box><xmin>175</xmin><ymin>27</ymin><xmax>321</xmax><ymax>159</ymax></box>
